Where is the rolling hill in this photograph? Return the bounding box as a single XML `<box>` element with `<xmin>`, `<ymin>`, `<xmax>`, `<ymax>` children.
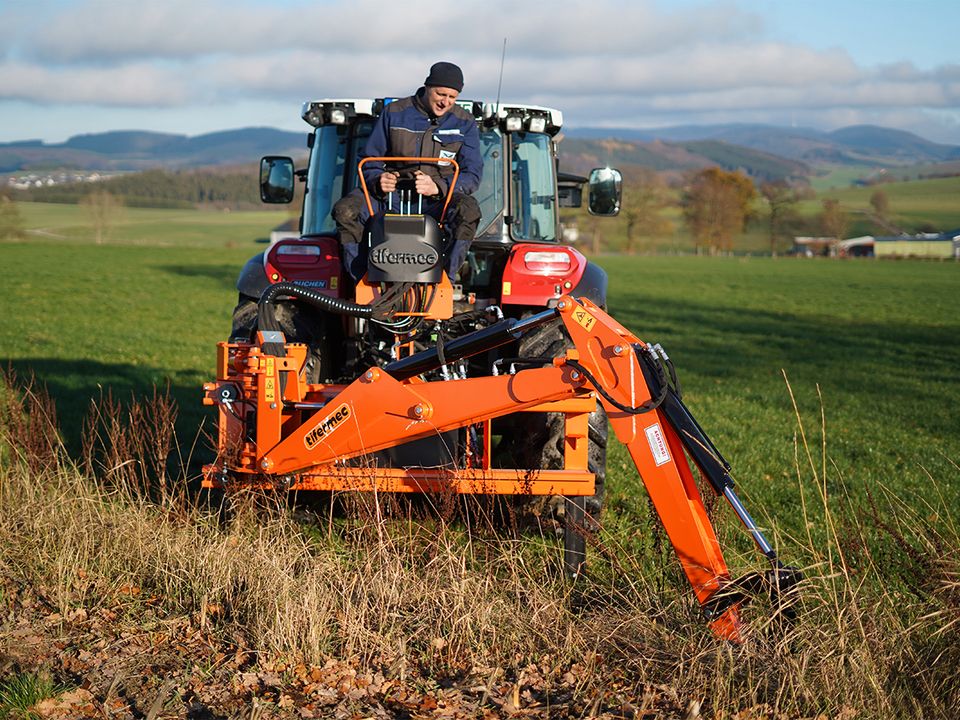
<box><xmin>4</xmin><ymin>123</ymin><xmax>958</xmax><ymax>186</ymax></box>
<box><xmin>0</xmin><ymin>128</ymin><xmax>306</xmax><ymax>173</ymax></box>
<box><xmin>567</xmin><ymin>123</ymin><xmax>960</xmax><ymax>168</ymax></box>
<box><xmin>559</xmin><ymin>137</ymin><xmax>810</xmax><ymax>182</ymax></box>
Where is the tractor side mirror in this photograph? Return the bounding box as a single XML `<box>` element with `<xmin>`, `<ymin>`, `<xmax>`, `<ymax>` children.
<box><xmin>260</xmin><ymin>156</ymin><xmax>295</xmax><ymax>204</ymax></box>
<box><xmin>588</xmin><ymin>167</ymin><xmax>622</xmax><ymax>216</ymax></box>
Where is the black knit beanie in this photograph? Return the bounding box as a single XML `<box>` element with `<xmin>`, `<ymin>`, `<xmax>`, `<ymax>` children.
<box><xmin>424</xmin><ymin>62</ymin><xmax>464</xmax><ymax>92</ymax></box>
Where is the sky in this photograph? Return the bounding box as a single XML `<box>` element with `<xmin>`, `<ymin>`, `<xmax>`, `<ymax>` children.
<box><xmin>1</xmin><ymin>0</ymin><xmax>959</xmax><ymax>145</ymax></box>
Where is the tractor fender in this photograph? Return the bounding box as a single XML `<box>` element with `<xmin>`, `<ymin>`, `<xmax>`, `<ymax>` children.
<box><xmin>569</xmin><ymin>260</ymin><xmax>608</xmax><ymax>308</ymax></box>
<box><xmin>237</xmin><ymin>252</ymin><xmax>269</xmax><ymax>299</ymax></box>
<box><xmin>501</xmin><ymin>244</ymin><xmax>606</xmax><ymax>308</ymax></box>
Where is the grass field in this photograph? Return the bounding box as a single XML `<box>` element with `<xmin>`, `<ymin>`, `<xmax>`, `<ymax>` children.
<box><xmin>4</xmin><ymin>203</ymin><xmax>294</xmax><ymax>454</ymax></box>
<box><xmin>4</xmin><ymin>201</ymin><xmax>958</xmax><ymax>527</ymax></box>
<box><xmin>3</xmin><ymin>202</ymin><xmax>959</xmax><ymax>716</ymax></box>
<box><xmin>808</xmin><ymin>164</ymin><xmax>880</xmax><ymax>192</ymax></box>
<box><xmin>801</xmin><ymin>175</ymin><xmax>960</xmax><ymax>237</ymax></box>
<box><xmin>601</xmin><ymin>255</ymin><xmax>960</xmax><ymax>565</ymax></box>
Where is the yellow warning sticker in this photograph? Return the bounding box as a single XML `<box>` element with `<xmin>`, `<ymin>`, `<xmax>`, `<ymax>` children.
<box><xmin>264</xmin><ymin>358</ymin><xmax>276</xmax><ymax>402</ymax></box>
<box><xmin>503</xmin><ymin>281</ymin><xmax>512</xmax><ymax>296</ymax></box>
<box><xmin>573</xmin><ymin>307</ymin><xmax>596</xmax><ymax>331</ymax></box>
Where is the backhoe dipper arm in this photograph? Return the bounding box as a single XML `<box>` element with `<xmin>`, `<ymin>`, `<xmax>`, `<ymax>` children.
<box><xmin>552</xmin><ymin>297</ymin><xmax>747</xmax><ymax>640</ymax></box>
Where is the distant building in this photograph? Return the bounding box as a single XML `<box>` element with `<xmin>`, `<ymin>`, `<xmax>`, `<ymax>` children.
<box><xmin>834</xmin><ymin>236</ymin><xmax>874</xmax><ymax>258</ymax></box>
<box><xmin>792</xmin><ymin>230</ymin><xmax>959</xmax><ymax>260</ymax></box>
<box><xmin>874</xmin><ymin>231</ymin><xmax>958</xmax><ymax>259</ymax></box>
<box><xmin>791</xmin><ymin>237</ymin><xmax>835</xmax><ymax>256</ymax></box>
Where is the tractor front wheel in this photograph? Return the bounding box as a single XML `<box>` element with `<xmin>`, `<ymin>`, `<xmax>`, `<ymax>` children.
<box><xmin>503</xmin><ymin>316</ymin><xmax>608</xmax><ymax>515</ymax></box>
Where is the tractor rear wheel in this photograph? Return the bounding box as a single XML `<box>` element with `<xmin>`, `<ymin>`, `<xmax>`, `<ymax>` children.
<box><xmin>507</xmin><ymin>317</ymin><xmax>607</xmax><ymax>512</ymax></box>
<box><xmin>230</xmin><ymin>294</ymin><xmax>332</xmax><ymax>384</ymax></box>
<box><xmin>495</xmin><ymin>316</ymin><xmax>607</xmax><ymax>575</ymax></box>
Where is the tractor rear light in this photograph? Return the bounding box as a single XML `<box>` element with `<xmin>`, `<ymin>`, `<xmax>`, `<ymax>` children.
<box><xmin>527</xmin><ymin>116</ymin><xmax>547</xmax><ymax>133</ymax></box>
<box><xmin>523</xmin><ymin>250</ymin><xmax>572</xmax><ymax>274</ymax></box>
<box><xmin>276</xmin><ymin>245</ymin><xmax>320</xmax><ymax>256</ymax></box>
<box><xmin>328</xmin><ymin>108</ymin><xmax>347</xmax><ymax>125</ymax></box>
<box><xmin>275</xmin><ymin>244</ymin><xmax>321</xmax><ymax>265</ymax></box>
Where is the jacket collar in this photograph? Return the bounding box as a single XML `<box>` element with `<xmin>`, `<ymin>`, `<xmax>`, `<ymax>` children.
<box><xmin>413</xmin><ymin>87</ymin><xmax>438</xmax><ymax>120</ymax></box>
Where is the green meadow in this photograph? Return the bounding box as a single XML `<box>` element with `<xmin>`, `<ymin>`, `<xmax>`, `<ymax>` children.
<box><xmin>3</xmin><ymin>201</ymin><xmax>957</xmax><ymax>533</ymax></box>
<box><xmin>3</xmin><ymin>201</ymin><xmax>960</xmax><ymax>715</ymax></box>
<box><xmin>601</xmin><ymin>256</ymin><xmax>960</xmax><ymax>563</ymax></box>
<box><xmin>3</xmin><ymin>203</ymin><xmax>293</xmax><ymax>455</ymax></box>
<box><xmin>802</xmin><ymin>175</ymin><xmax>960</xmax><ymax>236</ymax></box>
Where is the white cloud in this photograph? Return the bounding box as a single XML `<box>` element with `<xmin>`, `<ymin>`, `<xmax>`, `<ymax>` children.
<box><xmin>16</xmin><ymin>0</ymin><xmax>762</xmax><ymax>63</ymax></box>
<box><xmin>0</xmin><ymin>61</ymin><xmax>191</xmax><ymax>106</ymax></box>
<box><xmin>0</xmin><ymin>0</ymin><xmax>958</xmax><ymax>142</ymax></box>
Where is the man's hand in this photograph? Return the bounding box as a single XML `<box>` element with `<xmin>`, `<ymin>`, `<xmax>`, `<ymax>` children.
<box><xmin>379</xmin><ymin>171</ymin><xmax>399</xmax><ymax>193</ymax></box>
<box><xmin>414</xmin><ymin>171</ymin><xmax>440</xmax><ymax>198</ymax></box>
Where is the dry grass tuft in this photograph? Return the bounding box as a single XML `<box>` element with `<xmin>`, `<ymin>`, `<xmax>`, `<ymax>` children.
<box><xmin>1</xmin><ymin>370</ymin><xmax>957</xmax><ymax>717</ymax></box>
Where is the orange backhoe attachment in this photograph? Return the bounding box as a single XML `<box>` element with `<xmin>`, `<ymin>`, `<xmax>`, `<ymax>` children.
<box><xmin>204</xmin><ymin>295</ymin><xmax>797</xmax><ymax>642</ymax></box>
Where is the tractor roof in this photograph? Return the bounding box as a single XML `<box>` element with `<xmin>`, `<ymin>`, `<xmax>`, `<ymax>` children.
<box><xmin>300</xmin><ymin>98</ymin><xmax>563</xmax><ymax>135</ymax></box>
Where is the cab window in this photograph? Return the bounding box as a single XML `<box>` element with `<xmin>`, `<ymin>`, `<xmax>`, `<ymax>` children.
<box><xmin>510</xmin><ymin>133</ymin><xmax>557</xmax><ymax>241</ymax></box>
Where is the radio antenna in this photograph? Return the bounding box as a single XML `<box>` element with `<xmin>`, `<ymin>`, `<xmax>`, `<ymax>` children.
<box><xmin>494</xmin><ymin>37</ymin><xmax>507</xmax><ymax>115</ymax></box>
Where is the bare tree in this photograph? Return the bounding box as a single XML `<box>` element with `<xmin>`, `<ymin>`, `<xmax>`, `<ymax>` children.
<box><xmin>819</xmin><ymin>198</ymin><xmax>849</xmax><ymax>240</ymax></box>
<box><xmin>622</xmin><ymin>169</ymin><xmax>672</xmax><ymax>254</ymax></box>
<box><xmin>80</xmin><ymin>190</ymin><xmax>123</xmax><ymax>244</ymax></box>
<box><xmin>0</xmin><ymin>194</ymin><xmax>25</xmax><ymax>239</ymax></box>
<box><xmin>583</xmin><ymin>212</ymin><xmax>603</xmax><ymax>256</ymax></box>
<box><xmin>681</xmin><ymin>167</ymin><xmax>756</xmax><ymax>253</ymax></box>
<box><xmin>870</xmin><ymin>189</ymin><xmax>890</xmax><ymax>218</ymax></box>
<box><xmin>760</xmin><ymin>181</ymin><xmax>801</xmax><ymax>256</ymax></box>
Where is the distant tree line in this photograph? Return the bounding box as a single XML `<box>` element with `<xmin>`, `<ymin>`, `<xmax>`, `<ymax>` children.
<box><xmin>14</xmin><ymin>168</ymin><xmax>264</xmax><ymax>209</ymax></box>
<box><xmin>563</xmin><ymin>164</ymin><xmax>905</xmax><ymax>255</ymax></box>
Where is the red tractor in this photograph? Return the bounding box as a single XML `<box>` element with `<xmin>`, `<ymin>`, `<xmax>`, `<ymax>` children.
<box><xmin>204</xmin><ymin>98</ymin><xmax>799</xmax><ymax>641</ymax></box>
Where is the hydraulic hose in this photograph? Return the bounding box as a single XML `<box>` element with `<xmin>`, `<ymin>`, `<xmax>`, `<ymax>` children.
<box><xmin>383</xmin><ymin>308</ymin><xmax>559</xmax><ymax>381</ymax></box>
<box><xmin>565</xmin><ymin>343</ymin><xmax>669</xmax><ymax>415</ymax></box>
<box><xmin>256</xmin><ymin>281</ymin><xmax>379</xmax><ymax>368</ymax></box>
<box><xmin>258</xmin><ymin>281</ymin><xmax>375</xmax><ymax>320</ymax></box>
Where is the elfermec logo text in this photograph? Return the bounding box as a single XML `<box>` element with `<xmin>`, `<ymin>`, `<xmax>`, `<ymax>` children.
<box><xmin>304</xmin><ymin>403</ymin><xmax>351</xmax><ymax>449</ymax></box>
<box><xmin>370</xmin><ymin>248</ymin><xmax>438</xmax><ymax>266</ymax></box>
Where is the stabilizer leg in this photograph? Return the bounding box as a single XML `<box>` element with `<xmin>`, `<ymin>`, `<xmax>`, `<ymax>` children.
<box><xmin>554</xmin><ymin>296</ymin><xmax>746</xmax><ymax>640</ymax></box>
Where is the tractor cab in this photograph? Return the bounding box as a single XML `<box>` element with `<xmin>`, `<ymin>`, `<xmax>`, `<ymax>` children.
<box><xmin>259</xmin><ymin>98</ymin><xmax>621</xmax><ymax>307</ymax></box>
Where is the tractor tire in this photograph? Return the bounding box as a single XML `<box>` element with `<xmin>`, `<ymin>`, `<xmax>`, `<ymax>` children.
<box><xmin>230</xmin><ymin>294</ymin><xmax>332</xmax><ymax>384</ymax></box>
<box><xmin>497</xmin><ymin>317</ymin><xmax>608</xmax><ymax>516</ymax></box>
